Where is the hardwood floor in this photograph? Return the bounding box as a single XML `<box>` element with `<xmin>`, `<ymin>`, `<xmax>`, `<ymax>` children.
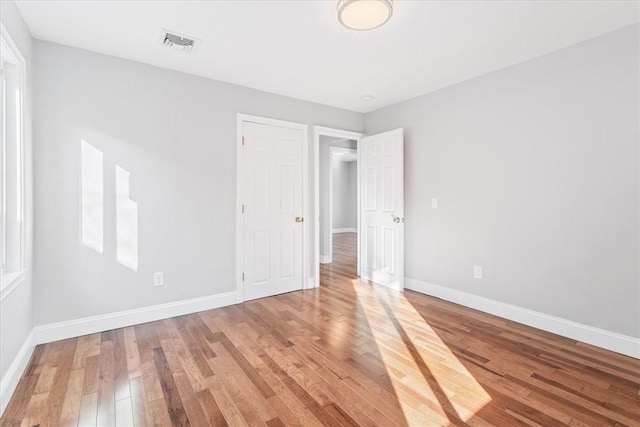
<box><xmin>2</xmin><ymin>232</ymin><xmax>639</xmax><ymax>426</ymax></box>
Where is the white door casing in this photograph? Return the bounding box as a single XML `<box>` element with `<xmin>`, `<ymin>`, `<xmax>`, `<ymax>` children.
<box><xmin>240</xmin><ymin>120</ymin><xmax>305</xmax><ymax>301</ymax></box>
<box><xmin>359</xmin><ymin>128</ymin><xmax>404</xmax><ymax>290</ymax></box>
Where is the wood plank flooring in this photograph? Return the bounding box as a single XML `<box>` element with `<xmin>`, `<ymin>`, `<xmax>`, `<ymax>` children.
<box><xmin>2</xmin><ymin>232</ymin><xmax>639</xmax><ymax>426</ymax></box>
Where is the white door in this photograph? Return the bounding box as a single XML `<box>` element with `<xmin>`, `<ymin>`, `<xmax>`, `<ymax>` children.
<box><xmin>359</xmin><ymin>128</ymin><xmax>404</xmax><ymax>290</ymax></box>
<box><xmin>242</xmin><ymin>121</ymin><xmax>304</xmax><ymax>301</ymax></box>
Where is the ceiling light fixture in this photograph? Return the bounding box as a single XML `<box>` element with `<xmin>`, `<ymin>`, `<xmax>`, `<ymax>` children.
<box><xmin>338</xmin><ymin>0</ymin><xmax>393</xmax><ymax>31</ymax></box>
<box><xmin>333</xmin><ymin>152</ymin><xmax>345</xmax><ymax>156</ymax></box>
<box><xmin>360</xmin><ymin>95</ymin><xmax>375</xmax><ymax>102</ymax></box>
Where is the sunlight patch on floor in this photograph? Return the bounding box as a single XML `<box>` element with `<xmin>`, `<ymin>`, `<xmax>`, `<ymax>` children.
<box><xmin>352</xmin><ymin>279</ymin><xmax>491</xmax><ymax>425</ymax></box>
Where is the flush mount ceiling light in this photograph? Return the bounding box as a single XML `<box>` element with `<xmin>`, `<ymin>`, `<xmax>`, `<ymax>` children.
<box><xmin>338</xmin><ymin>0</ymin><xmax>393</xmax><ymax>31</ymax></box>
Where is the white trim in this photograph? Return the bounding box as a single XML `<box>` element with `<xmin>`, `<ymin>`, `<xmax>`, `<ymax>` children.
<box><xmin>301</xmin><ymin>121</ymin><xmax>310</xmax><ymax>290</ymax></box>
<box><xmin>34</xmin><ymin>291</ymin><xmax>238</xmax><ymax>344</ymax></box>
<box><xmin>0</xmin><ymin>330</ymin><xmax>35</xmax><ymax>416</ymax></box>
<box><xmin>319</xmin><ymin>255</ymin><xmax>332</xmax><ymax>264</ymax></box>
<box><xmin>313</xmin><ymin>126</ymin><xmax>364</xmax><ymax>288</ymax></box>
<box><xmin>235</xmin><ymin>116</ymin><xmax>244</xmax><ymax>303</ymax></box>
<box><xmin>329</xmin><ymin>148</ymin><xmax>333</xmax><ymax>275</ymax></box>
<box><xmin>0</xmin><ymin>25</ymin><xmax>25</xmax><ymax>65</ymax></box>
<box><xmin>236</xmin><ymin>114</ymin><xmax>309</xmax><ymax>301</ymax></box>
<box><xmin>332</xmin><ymin>228</ymin><xmax>357</xmax><ymax>234</ymax></box>
<box><xmin>0</xmin><ymin>24</ymin><xmax>27</xmax><ymax>294</ymax></box>
<box><xmin>405</xmin><ymin>277</ymin><xmax>640</xmax><ymax>359</ymax></box>
<box><xmin>0</xmin><ymin>270</ymin><xmax>25</xmax><ymax>301</ymax></box>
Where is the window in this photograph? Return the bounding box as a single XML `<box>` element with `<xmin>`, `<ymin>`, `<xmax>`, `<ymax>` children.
<box><xmin>0</xmin><ymin>25</ymin><xmax>25</xmax><ymax>293</ymax></box>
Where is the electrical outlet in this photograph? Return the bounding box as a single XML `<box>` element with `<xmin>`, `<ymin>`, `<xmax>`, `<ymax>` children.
<box><xmin>474</xmin><ymin>265</ymin><xmax>482</xmax><ymax>279</ymax></box>
<box><xmin>431</xmin><ymin>198</ymin><xmax>438</xmax><ymax>209</ymax></box>
<box><xmin>154</xmin><ymin>272</ymin><xmax>165</xmax><ymax>287</ymax></box>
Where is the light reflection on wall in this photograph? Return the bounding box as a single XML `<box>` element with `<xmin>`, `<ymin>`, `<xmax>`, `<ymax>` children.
<box><xmin>116</xmin><ymin>165</ymin><xmax>138</xmax><ymax>271</ymax></box>
<box><xmin>81</xmin><ymin>140</ymin><xmax>104</xmax><ymax>253</ymax></box>
<box><xmin>80</xmin><ymin>140</ymin><xmax>139</xmax><ymax>271</ymax></box>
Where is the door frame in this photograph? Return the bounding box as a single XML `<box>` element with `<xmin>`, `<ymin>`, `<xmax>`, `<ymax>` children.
<box><xmin>312</xmin><ymin>126</ymin><xmax>364</xmax><ymax>287</ymax></box>
<box><xmin>236</xmin><ymin>114</ymin><xmax>309</xmax><ymax>303</ymax></box>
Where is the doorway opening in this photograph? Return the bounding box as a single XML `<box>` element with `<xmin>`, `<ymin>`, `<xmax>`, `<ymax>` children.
<box><xmin>322</xmin><ymin>138</ymin><xmax>357</xmax><ymax>279</ymax></box>
<box><xmin>313</xmin><ymin>127</ymin><xmax>364</xmax><ymax>287</ymax></box>
<box><xmin>314</xmin><ymin>126</ymin><xmax>404</xmax><ymax>290</ymax></box>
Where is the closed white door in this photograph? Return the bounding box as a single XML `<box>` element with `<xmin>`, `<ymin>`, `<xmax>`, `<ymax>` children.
<box><xmin>242</xmin><ymin>121</ymin><xmax>304</xmax><ymax>301</ymax></box>
<box><xmin>359</xmin><ymin>128</ymin><xmax>404</xmax><ymax>290</ymax></box>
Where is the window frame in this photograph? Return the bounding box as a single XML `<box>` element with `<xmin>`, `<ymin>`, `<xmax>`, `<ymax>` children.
<box><xmin>0</xmin><ymin>23</ymin><xmax>26</xmax><ymax>298</ymax></box>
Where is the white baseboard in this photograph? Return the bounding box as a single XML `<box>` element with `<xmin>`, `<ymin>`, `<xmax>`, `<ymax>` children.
<box><xmin>305</xmin><ymin>276</ymin><xmax>318</xmax><ymax>289</ymax></box>
<box><xmin>404</xmin><ymin>277</ymin><xmax>640</xmax><ymax>359</ymax></box>
<box><xmin>319</xmin><ymin>255</ymin><xmax>332</xmax><ymax>264</ymax></box>
<box><xmin>332</xmin><ymin>228</ymin><xmax>357</xmax><ymax>234</ymax></box>
<box><xmin>34</xmin><ymin>291</ymin><xmax>238</xmax><ymax>345</ymax></box>
<box><xmin>0</xmin><ymin>330</ymin><xmax>35</xmax><ymax>416</ymax></box>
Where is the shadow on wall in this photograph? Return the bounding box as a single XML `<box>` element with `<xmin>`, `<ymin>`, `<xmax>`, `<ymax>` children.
<box><xmin>80</xmin><ymin>139</ymin><xmax>139</xmax><ymax>271</ymax></box>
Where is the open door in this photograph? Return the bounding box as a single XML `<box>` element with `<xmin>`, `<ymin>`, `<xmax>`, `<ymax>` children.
<box><xmin>358</xmin><ymin>128</ymin><xmax>404</xmax><ymax>290</ymax></box>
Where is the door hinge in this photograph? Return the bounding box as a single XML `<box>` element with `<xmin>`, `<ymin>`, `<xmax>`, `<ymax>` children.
<box><xmin>242</xmin><ymin>136</ymin><xmax>245</xmax><ymax>146</ymax></box>
<box><xmin>242</xmin><ymin>204</ymin><xmax>245</xmax><ymax>213</ymax></box>
<box><xmin>242</xmin><ymin>272</ymin><xmax>245</xmax><ymax>281</ymax></box>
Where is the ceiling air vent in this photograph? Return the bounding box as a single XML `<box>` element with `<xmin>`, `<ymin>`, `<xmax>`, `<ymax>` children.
<box><xmin>161</xmin><ymin>31</ymin><xmax>197</xmax><ymax>52</ymax></box>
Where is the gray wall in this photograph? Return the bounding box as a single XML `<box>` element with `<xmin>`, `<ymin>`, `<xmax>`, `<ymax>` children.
<box><xmin>347</xmin><ymin>162</ymin><xmax>357</xmax><ymax>230</ymax></box>
<box><xmin>33</xmin><ymin>41</ymin><xmax>363</xmax><ymax>326</ymax></box>
<box><xmin>0</xmin><ymin>0</ymin><xmax>34</xmax><ymax>392</ymax></box>
<box><xmin>364</xmin><ymin>25</ymin><xmax>640</xmax><ymax>337</ymax></box>
<box><xmin>332</xmin><ymin>160</ymin><xmax>357</xmax><ymax>230</ymax></box>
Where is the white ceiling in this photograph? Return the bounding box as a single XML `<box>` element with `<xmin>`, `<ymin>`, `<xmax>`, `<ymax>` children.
<box><xmin>16</xmin><ymin>0</ymin><xmax>639</xmax><ymax>113</ymax></box>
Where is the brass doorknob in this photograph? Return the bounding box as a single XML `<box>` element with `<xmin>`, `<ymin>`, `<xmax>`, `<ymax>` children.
<box><xmin>295</xmin><ymin>217</ymin><xmax>304</xmax><ymax>223</ymax></box>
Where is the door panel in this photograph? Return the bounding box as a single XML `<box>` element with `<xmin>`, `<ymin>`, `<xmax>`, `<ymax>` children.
<box><xmin>359</xmin><ymin>128</ymin><xmax>404</xmax><ymax>290</ymax></box>
<box><xmin>253</xmin><ymin>229</ymin><xmax>270</xmax><ymax>283</ymax></box>
<box><xmin>242</xmin><ymin>121</ymin><xmax>304</xmax><ymax>301</ymax></box>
